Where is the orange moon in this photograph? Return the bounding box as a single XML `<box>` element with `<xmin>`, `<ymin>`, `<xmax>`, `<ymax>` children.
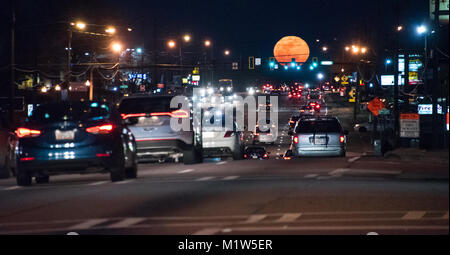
<box><xmin>274</xmin><ymin>36</ymin><xmax>310</xmax><ymax>65</ymax></box>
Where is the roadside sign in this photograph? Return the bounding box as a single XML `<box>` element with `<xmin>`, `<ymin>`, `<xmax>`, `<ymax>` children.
<box><xmin>255</xmin><ymin>58</ymin><xmax>262</xmax><ymax>66</ymax></box>
<box><xmin>348</xmin><ymin>88</ymin><xmax>356</xmax><ymax>103</ymax></box>
<box><xmin>341</xmin><ymin>75</ymin><xmax>349</xmax><ymax>85</ymax></box>
<box><xmin>193</xmin><ymin>68</ymin><xmax>200</xmax><ymax>75</ymax></box>
<box><xmin>378</xmin><ymin>109</ymin><xmax>390</xmax><ymax>115</ymax></box>
<box><xmin>400</xmin><ymin>113</ymin><xmax>420</xmax><ymax>138</ymax></box>
<box><xmin>320</xmin><ymin>61</ymin><xmax>333</xmax><ymax>66</ymax></box>
<box><xmin>232</xmin><ymin>62</ymin><xmax>239</xmax><ymax>70</ymax></box>
<box><xmin>367</xmin><ymin>97</ymin><xmax>386</xmax><ymax>116</ymax></box>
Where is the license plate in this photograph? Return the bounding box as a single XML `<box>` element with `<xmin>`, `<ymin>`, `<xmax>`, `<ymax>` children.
<box><xmin>55</xmin><ymin>130</ymin><xmax>75</xmax><ymax>141</ymax></box>
<box><xmin>314</xmin><ymin>138</ymin><xmax>327</xmax><ymax>145</ymax></box>
<box><xmin>252</xmin><ymin>156</ymin><xmax>258</xmax><ymax>159</ymax></box>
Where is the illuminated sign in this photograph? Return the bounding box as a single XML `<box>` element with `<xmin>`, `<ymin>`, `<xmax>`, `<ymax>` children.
<box><xmin>381</xmin><ymin>75</ymin><xmax>395</xmax><ymax>86</ymax></box>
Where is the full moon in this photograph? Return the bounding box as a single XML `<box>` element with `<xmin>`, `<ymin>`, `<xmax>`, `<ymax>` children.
<box><xmin>274</xmin><ymin>36</ymin><xmax>310</xmax><ymax>65</ymax></box>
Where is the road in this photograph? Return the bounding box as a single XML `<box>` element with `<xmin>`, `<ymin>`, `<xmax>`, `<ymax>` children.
<box><xmin>0</xmin><ymin>93</ymin><xmax>448</xmax><ymax>235</ymax></box>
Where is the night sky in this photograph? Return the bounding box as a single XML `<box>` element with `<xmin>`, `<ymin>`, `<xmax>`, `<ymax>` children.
<box><xmin>0</xmin><ymin>0</ymin><xmax>437</xmax><ymax>80</ymax></box>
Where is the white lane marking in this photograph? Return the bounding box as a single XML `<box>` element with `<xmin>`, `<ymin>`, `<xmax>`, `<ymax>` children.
<box><xmin>275</xmin><ymin>213</ymin><xmax>302</xmax><ymax>223</ymax></box>
<box><xmin>196</xmin><ymin>177</ymin><xmax>215</xmax><ymax>182</ymax></box>
<box><xmin>304</xmin><ymin>174</ymin><xmax>319</xmax><ymax>179</ymax></box>
<box><xmin>114</xmin><ymin>180</ymin><xmax>135</xmax><ymax>185</ymax></box>
<box><xmin>348</xmin><ymin>156</ymin><xmax>361</xmax><ymax>163</ymax></box>
<box><xmin>217</xmin><ymin>162</ymin><xmax>227</xmax><ymax>165</ymax></box>
<box><xmin>245</xmin><ymin>215</ymin><xmax>267</xmax><ymax>223</ymax></box>
<box><xmin>329</xmin><ymin>168</ymin><xmax>350</xmax><ymax>176</ymax></box>
<box><xmin>193</xmin><ymin>228</ymin><xmax>222</xmax><ymax>235</ymax></box>
<box><xmin>107</xmin><ymin>218</ymin><xmax>146</xmax><ymax>229</ymax></box>
<box><xmin>223</xmin><ymin>176</ymin><xmax>239</xmax><ymax>181</ymax></box>
<box><xmin>226</xmin><ymin>225</ymin><xmax>449</xmax><ymax>233</ymax></box>
<box><xmin>68</xmin><ymin>219</ymin><xmax>110</xmax><ymax>230</ymax></box>
<box><xmin>402</xmin><ymin>211</ymin><xmax>426</xmax><ymax>220</ymax></box>
<box><xmin>2</xmin><ymin>186</ymin><xmax>21</xmax><ymax>191</ymax></box>
<box><xmin>178</xmin><ymin>169</ymin><xmax>195</xmax><ymax>174</ymax></box>
<box><xmin>87</xmin><ymin>181</ymin><xmax>109</xmax><ymax>186</ymax></box>
<box><xmin>443</xmin><ymin>212</ymin><xmax>449</xmax><ymax>219</ymax></box>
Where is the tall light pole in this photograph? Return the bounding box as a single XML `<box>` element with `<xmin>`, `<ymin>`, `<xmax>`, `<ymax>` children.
<box><xmin>9</xmin><ymin>0</ymin><xmax>16</xmax><ymax>124</ymax></box>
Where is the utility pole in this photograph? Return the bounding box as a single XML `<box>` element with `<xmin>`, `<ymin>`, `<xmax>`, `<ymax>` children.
<box><xmin>431</xmin><ymin>0</ymin><xmax>441</xmax><ymax>149</ymax></box>
<box><xmin>9</xmin><ymin>0</ymin><xmax>16</xmax><ymax>125</ymax></box>
<box><xmin>393</xmin><ymin>0</ymin><xmax>400</xmax><ymax>149</ymax></box>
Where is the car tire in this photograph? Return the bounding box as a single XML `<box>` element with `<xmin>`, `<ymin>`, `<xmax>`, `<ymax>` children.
<box><xmin>16</xmin><ymin>170</ymin><xmax>32</xmax><ymax>186</ymax></box>
<box><xmin>125</xmin><ymin>161</ymin><xmax>138</xmax><ymax>179</ymax></box>
<box><xmin>110</xmin><ymin>148</ymin><xmax>126</xmax><ymax>182</ymax></box>
<box><xmin>183</xmin><ymin>146</ymin><xmax>201</xmax><ymax>165</ymax></box>
<box><xmin>0</xmin><ymin>156</ymin><xmax>11</xmax><ymax>179</ymax></box>
<box><xmin>35</xmin><ymin>175</ymin><xmax>50</xmax><ymax>184</ymax></box>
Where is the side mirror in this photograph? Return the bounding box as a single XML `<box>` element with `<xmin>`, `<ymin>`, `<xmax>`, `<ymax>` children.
<box><xmin>288</xmin><ymin>131</ymin><xmax>294</xmax><ymax>136</ymax></box>
<box><xmin>344</xmin><ymin>130</ymin><xmax>349</xmax><ymax>136</ymax></box>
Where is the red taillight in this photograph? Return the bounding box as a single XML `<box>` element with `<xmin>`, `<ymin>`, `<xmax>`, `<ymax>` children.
<box><xmin>86</xmin><ymin>124</ymin><xmax>115</xmax><ymax>134</ymax></box>
<box><xmin>244</xmin><ymin>154</ymin><xmax>248</xmax><ymax>159</ymax></box>
<box><xmin>293</xmin><ymin>136</ymin><xmax>299</xmax><ymax>144</ymax></box>
<box><xmin>297</xmin><ymin>95</ymin><xmax>301</xmax><ymax>98</ymax></box>
<box><xmin>224</xmin><ymin>131</ymin><xmax>234</xmax><ymax>138</ymax></box>
<box><xmin>340</xmin><ymin>136</ymin><xmax>345</xmax><ymax>143</ymax></box>
<box><xmin>20</xmin><ymin>157</ymin><xmax>35</xmax><ymax>161</ymax></box>
<box><xmin>121</xmin><ymin>113</ymin><xmax>146</xmax><ymax>120</ymax></box>
<box><xmin>96</xmin><ymin>153</ymin><xmax>111</xmax><ymax>158</ymax></box>
<box><xmin>171</xmin><ymin>110</ymin><xmax>189</xmax><ymax>118</ymax></box>
<box><xmin>315</xmin><ymin>104</ymin><xmax>321</xmax><ymax>109</ymax></box>
<box><xmin>263</xmin><ymin>154</ymin><xmax>268</xmax><ymax>158</ymax></box>
<box><xmin>15</xmin><ymin>128</ymin><xmax>41</xmax><ymax>138</ymax></box>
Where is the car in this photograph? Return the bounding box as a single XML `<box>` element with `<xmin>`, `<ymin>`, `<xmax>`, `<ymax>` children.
<box><xmin>14</xmin><ymin>101</ymin><xmax>137</xmax><ymax>186</ymax></box>
<box><xmin>118</xmin><ymin>95</ymin><xmax>202</xmax><ymax>164</ymax></box>
<box><xmin>201</xmin><ymin>111</ymin><xmax>244</xmax><ymax>160</ymax></box>
<box><xmin>253</xmin><ymin>121</ymin><xmax>277</xmax><ymax>145</ymax></box>
<box><xmin>0</xmin><ymin>113</ymin><xmax>17</xmax><ymax>179</ymax></box>
<box><xmin>354</xmin><ymin>120</ymin><xmax>394</xmax><ymax>133</ymax></box>
<box><xmin>289</xmin><ymin>116</ymin><xmax>348</xmax><ymax>157</ymax></box>
<box><xmin>244</xmin><ymin>146</ymin><xmax>269</xmax><ymax>160</ymax></box>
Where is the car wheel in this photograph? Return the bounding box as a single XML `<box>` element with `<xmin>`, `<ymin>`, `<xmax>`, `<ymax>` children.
<box><xmin>110</xmin><ymin>148</ymin><xmax>126</xmax><ymax>182</ymax></box>
<box><xmin>35</xmin><ymin>175</ymin><xmax>50</xmax><ymax>184</ymax></box>
<box><xmin>125</xmin><ymin>160</ymin><xmax>138</xmax><ymax>179</ymax></box>
<box><xmin>0</xmin><ymin>156</ymin><xmax>11</xmax><ymax>179</ymax></box>
<box><xmin>16</xmin><ymin>169</ymin><xmax>32</xmax><ymax>186</ymax></box>
<box><xmin>183</xmin><ymin>146</ymin><xmax>201</xmax><ymax>165</ymax></box>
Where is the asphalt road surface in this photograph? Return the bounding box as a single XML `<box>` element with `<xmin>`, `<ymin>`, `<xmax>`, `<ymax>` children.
<box><xmin>0</xmin><ymin>93</ymin><xmax>448</xmax><ymax>235</ymax></box>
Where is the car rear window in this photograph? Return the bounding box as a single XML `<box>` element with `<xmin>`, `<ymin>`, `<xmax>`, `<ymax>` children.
<box><xmin>118</xmin><ymin>97</ymin><xmax>175</xmax><ymax>114</ymax></box>
<box><xmin>295</xmin><ymin>120</ymin><xmax>342</xmax><ymax>134</ymax></box>
<box><xmin>27</xmin><ymin>102</ymin><xmax>110</xmax><ymax>124</ymax></box>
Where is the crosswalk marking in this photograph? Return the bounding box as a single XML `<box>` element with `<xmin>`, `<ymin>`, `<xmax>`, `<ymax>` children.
<box><xmin>107</xmin><ymin>218</ymin><xmax>146</xmax><ymax>229</ymax></box>
<box><xmin>402</xmin><ymin>211</ymin><xmax>426</xmax><ymax>220</ymax></box>
<box><xmin>275</xmin><ymin>213</ymin><xmax>302</xmax><ymax>223</ymax></box>
<box><xmin>68</xmin><ymin>219</ymin><xmax>110</xmax><ymax>230</ymax></box>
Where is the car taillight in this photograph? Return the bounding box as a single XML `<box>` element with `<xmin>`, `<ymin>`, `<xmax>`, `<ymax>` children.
<box><xmin>293</xmin><ymin>136</ymin><xmax>299</xmax><ymax>144</ymax></box>
<box><xmin>244</xmin><ymin>154</ymin><xmax>248</xmax><ymax>159</ymax></box>
<box><xmin>340</xmin><ymin>136</ymin><xmax>345</xmax><ymax>143</ymax></box>
<box><xmin>263</xmin><ymin>154</ymin><xmax>268</xmax><ymax>158</ymax></box>
<box><xmin>15</xmin><ymin>128</ymin><xmax>41</xmax><ymax>138</ymax></box>
<box><xmin>121</xmin><ymin>113</ymin><xmax>146</xmax><ymax>120</ymax></box>
<box><xmin>170</xmin><ymin>110</ymin><xmax>189</xmax><ymax>118</ymax></box>
<box><xmin>20</xmin><ymin>157</ymin><xmax>35</xmax><ymax>161</ymax></box>
<box><xmin>86</xmin><ymin>124</ymin><xmax>115</xmax><ymax>134</ymax></box>
<box><xmin>315</xmin><ymin>104</ymin><xmax>321</xmax><ymax>109</ymax></box>
<box><xmin>224</xmin><ymin>131</ymin><xmax>234</xmax><ymax>138</ymax></box>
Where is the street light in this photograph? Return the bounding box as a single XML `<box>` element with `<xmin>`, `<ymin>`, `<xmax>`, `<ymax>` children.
<box><xmin>85</xmin><ymin>80</ymin><xmax>91</xmax><ymax>87</ymax></box>
<box><xmin>168</xmin><ymin>40</ymin><xmax>176</xmax><ymax>49</ymax></box>
<box><xmin>105</xmin><ymin>27</ymin><xmax>116</xmax><ymax>34</ymax></box>
<box><xmin>361</xmin><ymin>47</ymin><xmax>367</xmax><ymax>54</ymax></box>
<box><xmin>136</xmin><ymin>48</ymin><xmax>143</xmax><ymax>54</ymax></box>
<box><xmin>317</xmin><ymin>73</ymin><xmax>324</xmax><ymax>80</ymax></box>
<box><xmin>416</xmin><ymin>25</ymin><xmax>428</xmax><ymax>35</ymax></box>
<box><xmin>322</xmin><ymin>46</ymin><xmax>328</xmax><ymax>52</ymax></box>
<box><xmin>345</xmin><ymin>46</ymin><xmax>350</xmax><ymax>51</ymax></box>
<box><xmin>183</xmin><ymin>34</ymin><xmax>191</xmax><ymax>43</ymax></box>
<box><xmin>74</xmin><ymin>22</ymin><xmax>86</xmax><ymax>30</ymax></box>
<box><xmin>111</xmin><ymin>42</ymin><xmax>123</xmax><ymax>53</ymax></box>
<box><xmin>224</xmin><ymin>50</ymin><xmax>230</xmax><ymax>56</ymax></box>
<box><xmin>204</xmin><ymin>40</ymin><xmax>211</xmax><ymax>47</ymax></box>
<box><xmin>397</xmin><ymin>25</ymin><xmax>403</xmax><ymax>32</ymax></box>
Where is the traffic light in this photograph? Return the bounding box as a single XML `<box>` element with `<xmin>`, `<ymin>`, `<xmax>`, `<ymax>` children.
<box><xmin>249</xmin><ymin>56</ymin><xmax>255</xmax><ymax>70</ymax></box>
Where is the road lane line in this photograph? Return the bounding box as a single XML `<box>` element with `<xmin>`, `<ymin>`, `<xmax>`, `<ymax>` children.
<box><xmin>245</xmin><ymin>215</ymin><xmax>267</xmax><ymax>223</ymax></box>
<box><xmin>2</xmin><ymin>186</ymin><xmax>22</xmax><ymax>191</ymax></box>
<box><xmin>178</xmin><ymin>169</ymin><xmax>195</xmax><ymax>174</ymax></box>
<box><xmin>304</xmin><ymin>174</ymin><xmax>319</xmax><ymax>179</ymax></box>
<box><xmin>348</xmin><ymin>156</ymin><xmax>361</xmax><ymax>163</ymax></box>
<box><xmin>196</xmin><ymin>177</ymin><xmax>215</xmax><ymax>182</ymax></box>
<box><xmin>329</xmin><ymin>168</ymin><xmax>350</xmax><ymax>176</ymax></box>
<box><xmin>217</xmin><ymin>162</ymin><xmax>227</xmax><ymax>165</ymax></box>
<box><xmin>275</xmin><ymin>213</ymin><xmax>302</xmax><ymax>223</ymax></box>
<box><xmin>402</xmin><ymin>211</ymin><xmax>426</xmax><ymax>220</ymax></box>
<box><xmin>68</xmin><ymin>219</ymin><xmax>110</xmax><ymax>230</ymax></box>
<box><xmin>107</xmin><ymin>218</ymin><xmax>146</xmax><ymax>229</ymax></box>
<box><xmin>193</xmin><ymin>228</ymin><xmax>222</xmax><ymax>235</ymax></box>
<box><xmin>114</xmin><ymin>180</ymin><xmax>135</xmax><ymax>185</ymax></box>
<box><xmin>223</xmin><ymin>176</ymin><xmax>239</xmax><ymax>181</ymax></box>
<box><xmin>87</xmin><ymin>181</ymin><xmax>108</xmax><ymax>186</ymax></box>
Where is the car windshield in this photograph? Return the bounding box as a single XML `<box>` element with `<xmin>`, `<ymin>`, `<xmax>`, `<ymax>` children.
<box><xmin>118</xmin><ymin>97</ymin><xmax>176</xmax><ymax>114</ymax></box>
<box><xmin>296</xmin><ymin>120</ymin><xmax>342</xmax><ymax>133</ymax></box>
<box><xmin>27</xmin><ymin>102</ymin><xmax>110</xmax><ymax>124</ymax></box>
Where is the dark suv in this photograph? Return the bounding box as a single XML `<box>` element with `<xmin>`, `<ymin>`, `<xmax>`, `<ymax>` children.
<box><xmin>15</xmin><ymin>102</ymin><xmax>137</xmax><ymax>186</ymax></box>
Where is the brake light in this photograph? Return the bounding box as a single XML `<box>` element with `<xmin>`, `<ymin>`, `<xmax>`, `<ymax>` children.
<box><xmin>86</xmin><ymin>124</ymin><xmax>115</xmax><ymax>134</ymax></box>
<box><xmin>96</xmin><ymin>153</ymin><xmax>111</xmax><ymax>158</ymax></box>
<box><xmin>293</xmin><ymin>136</ymin><xmax>299</xmax><ymax>144</ymax></box>
<box><xmin>15</xmin><ymin>128</ymin><xmax>41</xmax><ymax>138</ymax></box>
<box><xmin>20</xmin><ymin>157</ymin><xmax>35</xmax><ymax>161</ymax></box>
<box><xmin>224</xmin><ymin>131</ymin><xmax>234</xmax><ymax>138</ymax></box>
<box><xmin>315</xmin><ymin>104</ymin><xmax>321</xmax><ymax>109</ymax></box>
<box><xmin>244</xmin><ymin>154</ymin><xmax>248</xmax><ymax>159</ymax></box>
<box><xmin>340</xmin><ymin>136</ymin><xmax>345</xmax><ymax>143</ymax></box>
<box><xmin>263</xmin><ymin>154</ymin><xmax>268</xmax><ymax>158</ymax></box>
